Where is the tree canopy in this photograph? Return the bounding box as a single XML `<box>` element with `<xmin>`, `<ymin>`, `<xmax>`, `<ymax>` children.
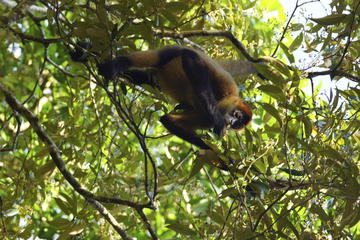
<box><xmin>0</xmin><ymin>0</ymin><xmax>359</xmax><ymax>239</ymax></box>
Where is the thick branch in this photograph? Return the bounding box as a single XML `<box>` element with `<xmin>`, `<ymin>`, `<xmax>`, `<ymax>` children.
<box><xmin>0</xmin><ymin>24</ymin><xmax>65</xmax><ymax>44</ymax></box>
<box><xmin>307</xmin><ymin>69</ymin><xmax>360</xmax><ymax>83</ymax></box>
<box><xmin>0</xmin><ymin>82</ymin><xmax>132</xmax><ymax>240</ymax></box>
<box><xmin>0</xmin><ymin>0</ymin><xmax>47</xmax><ymax>14</ymax></box>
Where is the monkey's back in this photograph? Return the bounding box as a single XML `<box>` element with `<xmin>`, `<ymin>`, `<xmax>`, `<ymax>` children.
<box><xmin>155</xmin><ymin>47</ymin><xmax>239</xmax><ymax>106</ymax></box>
<box><xmin>155</xmin><ymin>56</ymin><xmax>196</xmax><ymax>106</ymax></box>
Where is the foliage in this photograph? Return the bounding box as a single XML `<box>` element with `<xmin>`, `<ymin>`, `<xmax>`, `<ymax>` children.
<box><xmin>0</xmin><ymin>0</ymin><xmax>359</xmax><ymax>239</ymax></box>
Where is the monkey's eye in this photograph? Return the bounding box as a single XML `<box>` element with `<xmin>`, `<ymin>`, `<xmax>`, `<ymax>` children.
<box><xmin>233</xmin><ymin>110</ymin><xmax>243</xmax><ymax>119</ymax></box>
<box><xmin>230</xmin><ymin>110</ymin><xmax>250</xmax><ymax>130</ymax></box>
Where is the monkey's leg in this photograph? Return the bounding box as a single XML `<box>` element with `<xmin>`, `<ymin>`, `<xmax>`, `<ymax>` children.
<box><xmin>123</xmin><ymin>69</ymin><xmax>158</xmax><ymax>88</ymax></box>
<box><xmin>98</xmin><ymin>46</ymin><xmax>183</xmax><ymax>80</ymax></box>
<box><xmin>173</xmin><ymin>102</ymin><xmax>193</xmax><ymax>111</ymax></box>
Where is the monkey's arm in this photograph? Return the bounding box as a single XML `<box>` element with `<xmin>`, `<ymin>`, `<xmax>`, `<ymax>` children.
<box><xmin>181</xmin><ymin>49</ymin><xmax>227</xmax><ymax>136</ymax></box>
<box><xmin>160</xmin><ymin>112</ymin><xmax>229</xmax><ymax>170</ymax></box>
<box><xmin>159</xmin><ymin>112</ymin><xmax>212</xmax><ymax>150</ymax></box>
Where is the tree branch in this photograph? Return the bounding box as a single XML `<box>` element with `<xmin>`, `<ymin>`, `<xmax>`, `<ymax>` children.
<box><xmin>136</xmin><ymin>208</ymin><xmax>159</xmax><ymax>240</ymax></box>
<box><xmin>307</xmin><ymin>1</ymin><xmax>360</xmax><ymax>83</ymax></box>
<box><xmin>307</xmin><ymin>69</ymin><xmax>360</xmax><ymax>83</ymax></box>
<box><xmin>252</xmin><ymin>188</ymin><xmax>290</xmax><ymax>232</ymax></box>
<box><xmin>0</xmin><ymin>22</ymin><xmax>65</xmax><ymax>44</ymax></box>
<box><xmin>331</xmin><ymin>1</ymin><xmax>360</xmax><ymax>71</ymax></box>
<box><xmin>0</xmin><ymin>0</ymin><xmax>47</xmax><ymax>14</ymax></box>
<box><xmin>0</xmin><ymin>82</ymin><xmax>134</xmax><ymax>239</ymax></box>
<box><xmin>272</xmin><ymin>0</ymin><xmax>300</xmax><ymax>57</ymax></box>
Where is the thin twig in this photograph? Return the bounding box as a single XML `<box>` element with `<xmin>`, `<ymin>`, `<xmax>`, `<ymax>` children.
<box><xmin>272</xmin><ymin>0</ymin><xmax>300</xmax><ymax>57</ymax></box>
<box><xmin>252</xmin><ymin>187</ymin><xmax>290</xmax><ymax>232</ymax></box>
<box><xmin>136</xmin><ymin>208</ymin><xmax>159</xmax><ymax>240</ymax></box>
<box><xmin>153</xmin><ymin>30</ymin><xmax>259</xmax><ymax>62</ymax></box>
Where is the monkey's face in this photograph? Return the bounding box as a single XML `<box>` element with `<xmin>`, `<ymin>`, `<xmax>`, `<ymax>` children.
<box><xmin>226</xmin><ymin>109</ymin><xmax>252</xmax><ymax>130</ymax></box>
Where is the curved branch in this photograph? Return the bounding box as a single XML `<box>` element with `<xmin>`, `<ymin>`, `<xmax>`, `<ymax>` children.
<box><xmin>0</xmin><ymin>82</ymin><xmax>134</xmax><ymax>239</ymax></box>
<box><xmin>0</xmin><ymin>23</ymin><xmax>65</xmax><ymax>44</ymax></box>
<box><xmin>307</xmin><ymin>69</ymin><xmax>360</xmax><ymax>83</ymax></box>
<box><xmin>252</xmin><ymin>188</ymin><xmax>290</xmax><ymax>232</ymax></box>
<box><xmin>307</xmin><ymin>1</ymin><xmax>360</xmax><ymax>83</ymax></box>
<box><xmin>136</xmin><ymin>208</ymin><xmax>159</xmax><ymax>240</ymax></box>
<box><xmin>331</xmin><ymin>1</ymin><xmax>360</xmax><ymax>71</ymax></box>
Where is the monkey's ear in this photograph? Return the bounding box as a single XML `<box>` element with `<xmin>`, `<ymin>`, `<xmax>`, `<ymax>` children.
<box><xmin>70</xmin><ymin>41</ymin><xmax>92</xmax><ymax>63</ymax></box>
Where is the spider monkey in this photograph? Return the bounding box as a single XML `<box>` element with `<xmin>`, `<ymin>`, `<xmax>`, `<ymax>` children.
<box><xmin>97</xmin><ymin>46</ymin><xmax>255</xmax><ymax>152</ymax></box>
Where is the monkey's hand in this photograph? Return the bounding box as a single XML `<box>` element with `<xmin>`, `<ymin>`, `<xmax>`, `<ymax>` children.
<box><xmin>212</xmin><ymin>109</ymin><xmax>227</xmax><ymax>137</ymax></box>
<box><xmin>98</xmin><ymin>60</ymin><xmax>119</xmax><ymax>80</ymax></box>
<box><xmin>70</xmin><ymin>41</ymin><xmax>92</xmax><ymax>63</ymax></box>
<box><xmin>98</xmin><ymin>56</ymin><xmax>132</xmax><ymax>80</ymax></box>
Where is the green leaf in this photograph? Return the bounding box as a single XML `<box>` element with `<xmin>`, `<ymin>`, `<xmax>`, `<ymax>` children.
<box><xmin>166</xmin><ymin>1</ymin><xmax>188</xmax><ymax>11</ymax></box>
<box><xmin>55</xmin><ymin>197</ymin><xmax>72</xmax><ymax>215</ymax></box>
<box><xmin>167</xmin><ymin>223</ymin><xmax>197</xmax><ymax>235</ymax></box>
<box><xmin>4</xmin><ymin>208</ymin><xmax>19</xmax><ymax>217</ymax></box>
<box><xmin>279</xmin><ymin>42</ymin><xmax>295</xmax><ymax>63</ymax></box>
<box><xmin>208</xmin><ymin>210</ymin><xmax>226</xmax><ymax>224</ymax></box>
<box><xmin>219</xmin><ymin>187</ymin><xmax>238</xmax><ymax>199</ymax></box>
<box><xmin>67</xmin><ymin>224</ymin><xmax>85</xmax><ymax>235</ymax></box>
<box><xmin>254</xmin><ymin>159</ymin><xmax>267</xmax><ymax>174</ymax></box>
<box><xmin>291</xmin><ymin>23</ymin><xmax>304</xmax><ymax>31</ymax></box>
<box><xmin>340</xmin><ymin>200</ymin><xmax>360</xmax><ymax>228</ymax></box>
<box><xmin>255</xmin><ymin>63</ymin><xmax>285</xmax><ymax>85</ymax></box>
<box><xmin>18</xmin><ymin>224</ymin><xmax>34</xmax><ymax>238</ymax></box>
<box><xmin>321</xmin><ymin>31</ymin><xmax>332</xmax><ymax>51</ymax></box>
<box><xmin>279</xmin><ymin>168</ymin><xmax>305</xmax><ymax>176</ymax></box>
<box><xmin>289</xmin><ymin>32</ymin><xmax>303</xmax><ymax>52</ymax></box>
<box><xmin>321</xmin><ymin>146</ymin><xmax>346</xmax><ymax>162</ymax></box>
<box><xmin>49</xmin><ymin>218</ymin><xmax>72</xmax><ymax>230</ymax></box>
<box><xmin>310</xmin><ymin>204</ymin><xmax>330</xmax><ymax>222</ymax></box>
<box><xmin>247</xmin><ymin>181</ymin><xmax>269</xmax><ymax>198</ymax></box>
<box><xmin>331</xmin><ymin>91</ymin><xmax>340</xmax><ymax>112</ymax></box>
<box><xmin>37</xmin><ymin>161</ymin><xmax>56</xmax><ymax>178</ymax></box>
<box><xmin>302</xmin><ymin>116</ymin><xmax>312</xmax><ymax>138</ymax></box>
<box><xmin>309</xmin><ymin>24</ymin><xmax>322</xmax><ymax>33</ymax></box>
<box><xmin>259</xmin><ymin>103</ymin><xmax>282</xmax><ymax>126</ymax></box>
<box><xmin>162</xmin><ymin>10</ymin><xmax>179</xmax><ymax>25</ymax></box>
<box><xmin>310</xmin><ymin>14</ymin><xmax>348</xmax><ymax>25</ymax></box>
<box><xmin>258</xmin><ymin>85</ymin><xmax>286</xmax><ymax>102</ymax></box>
<box><xmin>188</xmin><ymin>157</ymin><xmax>205</xmax><ymax>179</ymax></box>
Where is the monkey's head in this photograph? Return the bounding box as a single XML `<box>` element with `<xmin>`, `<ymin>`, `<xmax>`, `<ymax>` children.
<box><xmin>221</xmin><ymin>98</ymin><xmax>252</xmax><ymax>130</ymax></box>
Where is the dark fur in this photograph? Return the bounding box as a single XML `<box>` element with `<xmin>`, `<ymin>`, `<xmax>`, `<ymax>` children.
<box><xmin>97</xmin><ymin>46</ymin><xmax>252</xmax><ymax>153</ymax></box>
